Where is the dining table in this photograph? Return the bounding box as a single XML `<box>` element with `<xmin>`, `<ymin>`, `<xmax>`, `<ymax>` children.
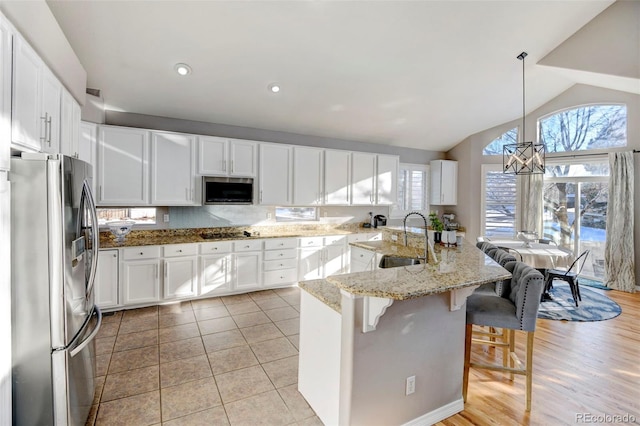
<box><xmin>483</xmin><ymin>238</ymin><xmax>575</xmax><ymax>270</ymax></box>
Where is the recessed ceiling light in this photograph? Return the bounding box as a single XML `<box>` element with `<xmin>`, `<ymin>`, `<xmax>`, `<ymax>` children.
<box><xmin>268</xmin><ymin>83</ymin><xmax>281</xmax><ymax>93</ymax></box>
<box><xmin>174</xmin><ymin>63</ymin><xmax>192</xmax><ymax>76</ymax></box>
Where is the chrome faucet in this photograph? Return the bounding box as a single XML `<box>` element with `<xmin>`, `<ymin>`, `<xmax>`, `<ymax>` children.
<box><xmin>403</xmin><ymin>211</ymin><xmax>429</xmax><ymax>263</ymax></box>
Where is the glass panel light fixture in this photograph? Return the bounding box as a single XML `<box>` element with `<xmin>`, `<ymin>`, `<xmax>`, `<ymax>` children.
<box><xmin>503</xmin><ymin>51</ymin><xmax>545</xmax><ymax>175</ymax></box>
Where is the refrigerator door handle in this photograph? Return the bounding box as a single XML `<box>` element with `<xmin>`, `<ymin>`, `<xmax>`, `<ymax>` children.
<box><xmin>82</xmin><ymin>180</ymin><xmax>100</xmax><ymax>299</ymax></box>
<box><xmin>70</xmin><ymin>306</ymin><xmax>102</xmax><ymax>357</ymax></box>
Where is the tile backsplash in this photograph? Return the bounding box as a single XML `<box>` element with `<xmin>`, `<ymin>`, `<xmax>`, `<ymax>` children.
<box><xmin>168</xmin><ymin>205</ymin><xmax>390</xmax><ymax>229</ymax></box>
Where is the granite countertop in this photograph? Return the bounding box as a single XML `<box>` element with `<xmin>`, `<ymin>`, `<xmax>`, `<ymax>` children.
<box><xmin>99</xmin><ymin>225</ymin><xmax>382</xmax><ymax>249</ymax></box>
<box><xmin>325</xmin><ymin>240</ymin><xmax>510</xmax><ymax>301</ymax></box>
<box><xmin>298</xmin><ymin>279</ymin><xmax>342</xmax><ymax>313</ymax></box>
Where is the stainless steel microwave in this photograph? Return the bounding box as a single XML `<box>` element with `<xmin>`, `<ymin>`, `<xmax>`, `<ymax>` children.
<box><xmin>203</xmin><ymin>176</ymin><xmax>254</xmax><ymax>204</ymax></box>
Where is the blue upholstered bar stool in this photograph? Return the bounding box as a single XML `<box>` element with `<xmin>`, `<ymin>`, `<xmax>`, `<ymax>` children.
<box><xmin>463</xmin><ymin>261</ymin><xmax>545</xmax><ymax>411</ymax></box>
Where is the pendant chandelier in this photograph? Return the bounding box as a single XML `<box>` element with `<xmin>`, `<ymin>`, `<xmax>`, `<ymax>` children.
<box><xmin>503</xmin><ymin>51</ymin><xmax>545</xmax><ymax>175</ymax></box>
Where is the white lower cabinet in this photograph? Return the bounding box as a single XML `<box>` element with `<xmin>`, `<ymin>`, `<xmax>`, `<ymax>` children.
<box><xmin>263</xmin><ymin>238</ymin><xmax>298</xmax><ymax>287</ymax></box>
<box><xmin>199</xmin><ymin>241</ymin><xmax>233</xmax><ymax>297</ymax></box>
<box><xmin>349</xmin><ymin>246</ymin><xmax>377</xmax><ymax>272</ymax></box>
<box><xmin>298</xmin><ymin>236</ymin><xmax>347</xmax><ymax>280</ymax></box>
<box><xmin>121</xmin><ymin>246</ymin><xmax>161</xmax><ymax>305</ymax></box>
<box><xmin>95</xmin><ymin>249</ymin><xmax>119</xmax><ymax>309</ymax></box>
<box><xmin>163</xmin><ymin>244</ymin><xmax>198</xmax><ymax>300</ymax></box>
<box><xmin>234</xmin><ymin>251</ymin><xmax>263</xmax><ymax>292</ymax></box>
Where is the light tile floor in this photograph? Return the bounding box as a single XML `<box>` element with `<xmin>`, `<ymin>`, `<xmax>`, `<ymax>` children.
<box><xmin>88</xmin><ymin>286</ymin><xmax>323</xmax><ymax>426</ymax></box>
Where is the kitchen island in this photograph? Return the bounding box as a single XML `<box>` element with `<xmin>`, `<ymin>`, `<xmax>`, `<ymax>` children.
<box><xmin>298</xmin><ymin>239</ymin><xmax>510</xmax><ymax>426</ymax></box>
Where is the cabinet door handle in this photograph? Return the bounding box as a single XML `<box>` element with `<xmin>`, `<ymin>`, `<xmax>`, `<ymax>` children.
<box><xmin>139</xmin><ymin>252</ymin><xmax>144</xmax><ymax>255</ymax></box>
<box><xmin>47</xmin><ymin>116</ymin><xmax>52</xmax><ymax>145</ymax></box>
<box><xmin>155</xmin><ymin>264</ymin><xmax>159</xmax><ymax>278</ymax></box>
<box><xmin>230</xmin><ymin>160</ymin><xmax>234</xmax><ymax>173</ymax></box>
<box><xmin>222</xmin><ymin>159</ymin><xmax>226</xmax><ymax>172</ymax></box>
<box><xmin>259</xmin><ymin>190</ymin><xmax>263</xmax><ymax>203</ymax></box>
<box><xmin>40</xmin><ymin>114</ymin><xmax>48</xmax><ymax>142</ymax></box>
<box><xmin>164</xmin><ymin>264</ymin><xmax>168</xmax><ymax>277</ymax></box>
<box><xmin>112</xmin><ymin>254</ymin><xmax>117</xmax><ymax>258</ymax></box>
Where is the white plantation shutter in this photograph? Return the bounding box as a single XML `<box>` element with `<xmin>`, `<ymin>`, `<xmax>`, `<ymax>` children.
<box><xmin>482</xmin><ymin>166</ymin><xmax>517</xmax><ymax>236</ymax></box>
<box><xmin>392</xmin><ymin>164</ymin><xmax>429</xmax><ymax>218</ymax></box>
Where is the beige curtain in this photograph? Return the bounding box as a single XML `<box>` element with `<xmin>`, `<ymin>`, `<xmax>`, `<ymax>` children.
<box><xmin>520</xmin><ymin>173</ymin><xmax>543</xmax><ymax>237</ymax></box>
<box><xmin>604</xmin><ymin>151</ymin><xmax>635</xmax><ymax>292</ymax></box>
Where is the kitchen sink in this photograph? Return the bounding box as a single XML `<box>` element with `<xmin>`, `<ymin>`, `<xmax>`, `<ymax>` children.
<box><xmin>378</xmin><ymin>255</ymin><xmax>422</xmax><ymax>269</ymax></box>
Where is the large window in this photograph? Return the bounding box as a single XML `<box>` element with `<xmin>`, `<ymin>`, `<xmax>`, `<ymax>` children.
<box><xmin>481</xmin><ymin>164</ymin><xmax>518</xmax><ymax>236</ymax></box>
<box><xmin>391</xmin><ymin>163</ymin><xmax>428</xmax><ymax>218</ymax></box>
<box><xmin>539</xmin><ymin>104</ymin><xmax>626</xmax><ymax>153</ymax></box>
<box><xmin>538</xmin><ymin>104</ymin><xmax>625</xmax><ymax>280</ymax></box>
<box><xmin>482</xmin><ymin>127</ymin><xmax>518</xmax><ymax>155</ymax></box>
<box><xmin>543</xmin><ymin>160</ymin><xmax>608</xmax><ymax>280</ymax></box>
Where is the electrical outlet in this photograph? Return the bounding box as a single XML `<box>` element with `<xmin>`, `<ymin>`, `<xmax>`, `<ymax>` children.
<box><xmin>267</xmin><ymin>212</ymin><xmax>272</xmax><ymax>220</ymax></box>
<box><xmin>405</xmin><ymin>376</ymin><xmax>415</xmax><ymax>395</ymax></box>
<box><xmin>163</xmin><ymin>214</ymin><xmax>170</xmax><ymax>222</ymax></box>
<box><xmin>391</xmin><ymin>234</ymin><xmax>398</xmax><ymax>242</ymax></box>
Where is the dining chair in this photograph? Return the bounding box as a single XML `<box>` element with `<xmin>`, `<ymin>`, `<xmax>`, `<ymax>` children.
<box><xmin>463</xmin><ymin>261</ymin><xmax>545</xmax><ymax>411</ymax></box>
<box><xmin>498</xmin><ymin>246</ymin><xmax>523</xmax><ymax>262</ymax></box>
<box><xmin>543</xmin><ymin>249</ymin><xmax>590</xmax><ymax>307</ymax></box>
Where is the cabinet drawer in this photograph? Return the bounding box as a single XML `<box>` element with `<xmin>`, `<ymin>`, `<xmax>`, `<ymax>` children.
<box><xmin>263</xmin><ymin>268</ymin><xmax>297</xmax><ymax>286</ymax></box>
<box><xmin>351</xmin><ymin>247</ymin><xmax>375</xmax><ymax>262</ymax></box>
<box><xmin>347</xmin><ymin>233</ymin><xmax>382</xmax><ymax>243</ymax></box>
<box><xmin>234</xmin><ymin>239</ymin><xmax>263</xmax><ymax>252</ymax></box>
<box><xmin>324</xmin><ymin>235</ymin><xmax>347</xmax><ymax>246</ymax></box>
<box><xmin>263</xmin><ymin>249</ymin><xmax>297</xmax><ymax>261</ymax></box>
<box><xmin>199</xmin><ymin>241</ymin><xmax>233</xmax><ymax>254</ymax></box>
<box><xmin>299</xmin><ymin>237</ymin><xmax>323</xmax><ymax>248</ymax></box>
<box><xmin>123</xmin><ymin>246</ymin><xmax>161</xmax><ymax>260</ymax></box>
<box><xmin>264</xmin><ymin>238</ymin><xmax>298</xmax><ymax>250</ymax></box>
<box><xmin>163</xmin><ymin>244</ymin><xmax>198</xmax><ymax>257</ymax></box>
<box><xmin>263</xmin><ymin>258</ymin><xmax>298</xmax><ymax>271</ymax></box>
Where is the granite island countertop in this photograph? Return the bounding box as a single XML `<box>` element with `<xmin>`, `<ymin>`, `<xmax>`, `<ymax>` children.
<box><xmin>300</xmin><ymin>239</ymin><xmax>510</xmax><ymax>303</ymax></box>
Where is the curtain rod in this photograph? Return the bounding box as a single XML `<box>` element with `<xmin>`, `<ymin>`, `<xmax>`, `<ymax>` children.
<box><xmin>549</xmin><ymin>149</ymin><xmax>639</xmax><ymax>160</ymax></box>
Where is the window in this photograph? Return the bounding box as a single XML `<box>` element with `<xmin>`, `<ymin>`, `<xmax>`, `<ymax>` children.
<box><xmin>275</xmin><ymin>207</ymin><xmax>318</xmax><ymax>222</ymax></box>
<box><xmin>539</xmin><ymin>104</ymin><xmax>626</xmax><ymax>153</ymax></box>
<box><xmin>543</xmin><ymin>159</ymin><xmax>609</xmax><ymax>280</ymax></box>
<box><xmin>97</xmin><ymin>208</ymin><xmax>157</xmax><ymax>226</ymax></box>
<box><xmin>537</xmin><ymin>104</ymin><xmax>623</xmax><ymax>281</ymax></box>
<box><xmin>481</xmin><ymin>164</ymin><xmax>517</xmax><ymax>237</ymax></box>
<box><xmin>391</xmin><ymin>163</ymin><xmax>428</xmax><ymax>219</ymax></box>
<box><xmin>482</xmin><ymin>128</ymin><xmax>518</xmax><ymax>155</ymax></box>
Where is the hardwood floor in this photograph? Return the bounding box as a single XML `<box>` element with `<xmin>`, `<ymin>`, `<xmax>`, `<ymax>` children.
<box><xmin>439</xmin><ymin>288</ymin><xmax>640</xmax><ymax>426</ymax></box>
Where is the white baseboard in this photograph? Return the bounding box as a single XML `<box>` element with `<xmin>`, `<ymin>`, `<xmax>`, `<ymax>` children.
<box><xmin>401</xmin><ymin>398</ymin><xmax>464</xmax><ymax>426</ymax></box>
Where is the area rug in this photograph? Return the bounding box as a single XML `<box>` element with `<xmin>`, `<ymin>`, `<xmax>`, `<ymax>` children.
<box><xmin>537</xmin><ymin>283</ymin><xmax>621</xmax><ymax>322</ymax></box>
<box><xmin>579</xmin><ymin>277</ymin><xmax>611</xmax><ymax>291</ymax></box>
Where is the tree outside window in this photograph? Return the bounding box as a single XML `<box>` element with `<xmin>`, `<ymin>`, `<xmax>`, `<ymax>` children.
<box><xmin>482</xmin><ymin>128</ymin><xmax>518</xmax><ymax>155</ymax></box>
<box><xmin>540</xmin><ymin>104</ymin><xmax>626</xmax><ymax>279</ymax></box>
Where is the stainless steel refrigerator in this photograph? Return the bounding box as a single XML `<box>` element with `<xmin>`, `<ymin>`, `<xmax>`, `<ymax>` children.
<box><xmin>11</xmin><ymin>153</ymin><xmax>102</xmax><ymax>426</ymax></box>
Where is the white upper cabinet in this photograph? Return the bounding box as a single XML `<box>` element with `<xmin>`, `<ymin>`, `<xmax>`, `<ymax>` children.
<box><xmin>11</xmin><ymin>35</ymin><xmax>42</xmax><ymax>152</ymax></box>
<box><xmin>324</xmin><ymin>149</ymin><xmax>351</xmax><ymax>205</ymax></box>
<box><xmin>229</xmin><ymin>140</ymin><xmax>257</xmax><ymax>176</ymax></box>
<box><xmin>151</xmin><ymin>131</ymin><xmax>197</xmax><ymax>205</ymax></box>
<box><xmin>11</xmin><ymin>34</ymin><xmax>66</xmax><ymax>155</ymax></box>
<box><xmin>259</xmin><ymin>143</ymin><xmax>292</xmax><ymax>205</ymax></box>
<box><xmin>198</xmin><ymin>136</ymin><xmax>257</xmax><ymax>177</ymax></box>
<box><xmin>78</xmin><ymin>121</ymin><xmax>97</xmax><ymax>196</ymax></box>
<box><xmin>376</xmin><ymin>154</ymin><xmax>399</xmax><ymax>205</ymax></box>
<box><xmin>60</xmin><ymin>89</ymin><xmax>81</xmax><ymax>158</ymax></box>
<box><xmin>97</xmin><ymin>125</ymin><xmax>150</xmax><ymax>205</ymax></box>
<box><xmin>39</xmin><ymin>68</ymin><xmax>61</xmax><ymax>154</ymax></box>
<box><xmin>293</xmin><ymin>146</ymin><xmax>323</xmax><ymax>205</ymax></box>
<box><xmin>0</xmin><ymin>17</ymin><xmax>11</xmax><ymax>171</ymax></box>
<box><xmin>430</xmin><ymin>159</ymin><xmax>458</xmax><ymax>205</ymax></box>
<box><xmin>351</xmin><ymin>152</ymin><xmax>376</xmax><ymax>205</ymax></box>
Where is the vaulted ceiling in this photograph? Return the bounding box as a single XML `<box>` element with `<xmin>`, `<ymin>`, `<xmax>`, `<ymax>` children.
<box><xmin>47</xmin><ymin>0</ymin><xmax>624</xmax><ymax>152</ymax></box>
